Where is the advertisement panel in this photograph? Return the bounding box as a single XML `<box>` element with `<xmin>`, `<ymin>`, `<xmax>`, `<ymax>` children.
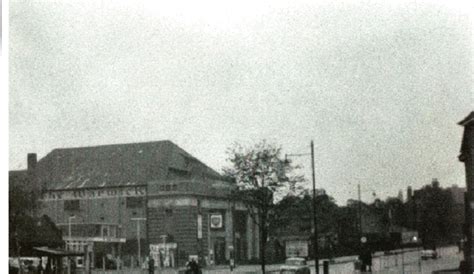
<box><xmin>285</xmin><ymin>240</ymin><xmax>309</xmax><ymax>257</ymax></box>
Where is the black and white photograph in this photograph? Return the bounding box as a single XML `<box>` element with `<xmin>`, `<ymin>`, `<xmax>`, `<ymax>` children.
<box><xmin>6</xmin><ymin>0</ymin><xmax>473</xmax><ymax>273</ymax></box>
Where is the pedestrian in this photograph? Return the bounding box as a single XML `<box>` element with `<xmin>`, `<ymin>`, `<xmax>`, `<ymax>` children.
<box><xmin>186</xmin><ymin>258</ymin><xmax>201</xmax><ymax>274</ymax></box>
<box><xmin>37</xmin><ymin>258</ymin><xmax>43</xmax><ymax>274</ymax></box>
<box><xmin>359</xmin><ymin>245</ymin><xmax>372</xmax><ymax>272</ymax></box>
<box><xmin>45</xmin><ymin>258</ymin><xmax>51</xmax><ymax>274</ymax></box>
<box><xmin>148</xmin><ymin>255</ymin><xmax>155</xmax><ymax>274</ymax></box>
<box><xmin>70</xmin><ymin>258</ymin><xmax>76</xmax><ymax>274</ymax></box>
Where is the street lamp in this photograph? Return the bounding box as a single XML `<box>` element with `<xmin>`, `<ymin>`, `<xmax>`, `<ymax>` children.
<box><xmin>413</xmin><ymin>235</ymin><xmax>422</xmax><ymax>272</ymax></box>
<box><xmin>131</xmin><ymin>217</ymin><xmax>147</xmax><ymax>267</ymax></box>
<box><xmin>285</xmin><ymin>140</ymin><xmax>319</xmax><ymax>274</ymax></box>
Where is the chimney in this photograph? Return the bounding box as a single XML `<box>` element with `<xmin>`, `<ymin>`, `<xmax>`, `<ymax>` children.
<box><xmin>27</xmin><ymin>153</ymin><xmax>37</xmax><ymax>173</ymax></box>
<box><xmin>27</xmin><ymin>153</ymin><xmax>38</xmax><ymax>188</ymax></box>
<box><xmin>432</xmin><ymin>178</ymin><xmax>440</xmax><ymax>188</ymax></box>
<box><xmin>407</xmin><ymin>186</ymin><xmax>413</xmax><ymax>202</ymax></box>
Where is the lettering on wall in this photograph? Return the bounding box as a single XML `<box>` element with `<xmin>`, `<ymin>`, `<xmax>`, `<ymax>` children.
<box><xmin>158</xmin><ymin>184</ymin><xmax>178</xmax><ymax>192</ymax></box>
<box><xmin>41</xmin><ymin>186</ymin><xmax>146</xmax><ymax>201</ymax></box>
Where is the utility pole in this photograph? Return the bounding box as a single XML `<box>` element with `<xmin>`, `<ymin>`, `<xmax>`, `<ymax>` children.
<box><xmin>311</xmin><ymin>141</ymin><xmax>319</xmax><ymax>274</ymax></box>
<box><xmin>358</xmin><ymin>184</ymin><xmax>362</xmax><ymax>236</ymax></box>
<box><xmin>285</xmin><ymin>141</ymin><xmax>319</xmax><ymax>274</ymax></box>
<box><xmin>131</xmin><ymin>217</ymin><xmax>147</xmax><ymax>267</ymax></box>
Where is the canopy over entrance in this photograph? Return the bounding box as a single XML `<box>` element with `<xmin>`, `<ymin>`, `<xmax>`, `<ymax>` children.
<box><xmin>33</xmin><ymin>247</ymin><xmax>84</xmax><ymax>257</ymax></box>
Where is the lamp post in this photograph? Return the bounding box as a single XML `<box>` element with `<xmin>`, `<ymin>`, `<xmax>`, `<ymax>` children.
<box><xmin>285</xmin><ymin>140</ymin><xmax>319</xmax><ymax>274</ymax></box>
<box><xmin>413</xmin><ymin>235</ymin><xmax>422</xmax><ymax>272</ymax></box>
<box><xmin>131</xmin><ymin>217</ymin><xmax>147</xmax><ymax>267</ymax></box>
<box><xmin>68</xmin><ymin>215</ymin><xmax>76</xmax><ymax>274</ymax></box>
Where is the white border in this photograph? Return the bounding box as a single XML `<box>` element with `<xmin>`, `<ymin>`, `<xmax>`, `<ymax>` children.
<box><xmin>2</xmin><ymin>0</ymin><xmax>10</xmax><ymax>267</ymax></box>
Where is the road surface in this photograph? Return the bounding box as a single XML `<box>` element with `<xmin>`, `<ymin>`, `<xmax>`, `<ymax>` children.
<box><xmin>87</xmin><ymin>246</ymin><xmax>462</xmax><ymax>274</ymax></box>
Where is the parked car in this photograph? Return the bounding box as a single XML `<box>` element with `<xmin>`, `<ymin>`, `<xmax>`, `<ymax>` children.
<box><xmin>9</xmin><ymin>257</ymin><xmax>45</xmax><ymax>273</ymax></box>
<box><xmin>421</xmin><ymin>249</ymin><xmax>438</xmax><ymax>260</ymax></box>
<box><xmin>280</xmin><ymin>257</ymin><xmax>310</xmax><ymax>274</ymax></box>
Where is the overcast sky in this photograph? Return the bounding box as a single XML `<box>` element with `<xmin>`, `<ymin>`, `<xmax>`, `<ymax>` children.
<box><xmin>9</xmin><ymin>0</ymin><xmax>473</xmax><ymax>204</ymax></box>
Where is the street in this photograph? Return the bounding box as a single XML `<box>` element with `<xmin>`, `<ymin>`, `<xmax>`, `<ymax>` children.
<box><xmin>84</xmin><ymin>246</ymin><xmax>461</xmax><ymax>274</ymax></box>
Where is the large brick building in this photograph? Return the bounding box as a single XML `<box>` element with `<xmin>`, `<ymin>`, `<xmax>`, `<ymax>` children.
<box><xmin>14</xmin><ymin>140</ymin><xmax>259</xmax><ymax>268</ymax></box>
<box><xmin>459</xmin><ymin>111</ymin><xmax>474</xmax><ymax>273</ymax></box>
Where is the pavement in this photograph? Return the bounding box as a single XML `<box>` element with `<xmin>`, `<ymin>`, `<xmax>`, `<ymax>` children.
<box><xmin>84</xmin><ymin>246</ymin><xmax>462</xmax><ymax>274</ymax></box>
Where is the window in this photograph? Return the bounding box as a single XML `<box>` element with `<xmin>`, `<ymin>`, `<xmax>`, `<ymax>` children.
<box><xmin>165</xmin><ymin>208</ymin><xmax>173</xmax><ymax>216</ymax></box>
<box><xmin>126</xmin><ymin>197</ymin><xmax>144</xmax><ymax>208</ymax></box>
<box><xmin>64</xmin><ymin>200</ymin><xmax>80</xmax><ymax>211</ymax></box>
<box><xmin>102</xmin><ymin>226</ymin><xmax>109</xmax><ymax>237</ymax></box>
<box><xmin>95</xmin><ymin>225</ymin><xmax>101</xmax><ymax>236</ymax></box>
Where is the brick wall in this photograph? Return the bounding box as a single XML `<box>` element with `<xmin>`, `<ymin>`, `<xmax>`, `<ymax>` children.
<box><xmin>39</xmin><ymin>194</ymin><xmax>147</xmax><ymax>255</ymax></box>
<box><xmin>148</xmin><ymin>205</ymin><xmax>198</xmax><ymax>265</ymax></box>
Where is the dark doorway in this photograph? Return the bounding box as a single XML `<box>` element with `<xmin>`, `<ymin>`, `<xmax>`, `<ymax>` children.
<box><xmin>213</xmin><ymin>238</ymin><xmax>226</xmax><ymax>265</ymax></box>
<box><xmin>235</xmin><ymin>237</ymin><xmax>241</xmax><ymax>262</ymax></box>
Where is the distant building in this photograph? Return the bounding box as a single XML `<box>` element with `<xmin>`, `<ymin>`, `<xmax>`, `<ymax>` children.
<box><xmin>11</xmin><ymin>141</ymin><xmax>259</xmax><ymax>268</ymax></box>
<box><xmin>406</xmin><ymin>186</ymin><xmax>413</xmax><ymax>202</ymax></box>
<box><xmin>458</xmin><ymin>111</ymin><xmax>474</xmax><ymax>273</ymax></box>
<box><xmin>447</xmin><ymin>185</ymin><xmax>466</xmax><ymax>242</ymax></box>
<box><xmin>448</xmin><ymin>184</ymin><xmax>466</xmax><ymax>205</ymax></box>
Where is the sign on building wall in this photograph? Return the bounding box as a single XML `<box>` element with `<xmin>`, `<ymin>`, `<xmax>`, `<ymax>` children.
<box><xmin>41</xmin><ymin>186</ymin><xmax>146</xmax><ymax>201</ymax></box>
<box><xmin>197</xmin><ymin>214</ymin><xmax>203</xmax><ymax>239</ymax></box>
<box><xmin>210</xmin><ymin>214</ymin><xmax>223</xmax><ymax>229</ymax></box>
<box><xmin>285</xmin><ymin>240</ymin><xmax>309</xmax><ymax>258</ymax></box>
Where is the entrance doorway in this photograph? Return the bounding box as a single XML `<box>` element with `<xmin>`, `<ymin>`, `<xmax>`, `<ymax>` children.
<box><xmin>213</xmin><ymin>238</ymin><xmax>226</xmax><ymax>265</ymax></box>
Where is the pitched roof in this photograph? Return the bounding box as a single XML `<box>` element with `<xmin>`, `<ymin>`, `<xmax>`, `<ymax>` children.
<box><xmin>10</xmin><ymin>215</ymin><xmax>64</xmax><ymax>256</ymax></box>
<box><xmin>9</xmin><ymin>170</ymin><xmax>28</xmax><ymax>185</ymax></box>
<box><xmin>458</xmin><ymin>111</ymin><xmax>474</xmax><ymax>126</ymax></box>
<box><xmin>36</xmin><ymin>140</ymin><xmax>223</xmax><ymax>190</ymax></box>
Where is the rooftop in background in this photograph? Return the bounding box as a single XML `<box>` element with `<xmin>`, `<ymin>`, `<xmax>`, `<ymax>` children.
<box><xmin>447</xmin><ymin>184</ymin><xmax>466</xmax><ymax>205</ymax></box>
<box><xmin>29</xmin><ymin>140</ymin><xmax>224</xmax><ymax>190</ymax></box>
<box><xmin>458</xmin><ymin>111</ymin><xmax>474</xmax><ymax>126</ymax></box>
<box><xmin>10</xmin><ymin>215</ymin><xmax>65</xmax><ymax>257</ymax></box>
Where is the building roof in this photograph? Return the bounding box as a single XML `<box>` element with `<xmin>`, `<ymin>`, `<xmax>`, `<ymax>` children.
<box><xmin>458</xmin><ymin>111</ymin><xmax>474</xmax><ymax>126</ymax></box>
<box><xmin>9</xmin><ymin>169</ymin><xmax>30</xmax><ymax>188</ymax></box>
<box><xmin>10</xmin><ymin>215</ymin><xmax>65</xmax><ymax>256</ymax></box>
<box><xmin>36</xmin><ymin>140</ymin><xmax>223</xmax><ymax>190</ymax></box>
<box><xmin>33</xmin><ymin>247</ymin><xmax>84</xmax><ymax>257</ymax></box>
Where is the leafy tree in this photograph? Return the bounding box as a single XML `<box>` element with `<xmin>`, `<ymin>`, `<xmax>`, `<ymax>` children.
<box><xmin>224</xmin><ymin>141</ymin><xmax>302</xmax><ymax>273</ymax></box>
<box><xmin>384</xmin><ymin>197</ymin><xmax>407</xmax><ymax>230</ymax></box>
<box><xmin>414</xmin><ymin>182</ymin><xmax>457</xmax><ymax>247</ymax></box>
<box><xmin>337</xmin><ymin>204</ymin><xmax>359</xmax><ymax>243</ymax></box>
<box><xmin>9</xmin><ymin>171</ymin><xmax>42</xmax><ymax>256</ymax></box>
<box><xmin>271</xmin><ymin>190</ymin><xmax>340</xmax><ymax>258</ymax></box>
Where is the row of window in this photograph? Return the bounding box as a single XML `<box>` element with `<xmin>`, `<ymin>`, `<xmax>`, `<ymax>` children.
<box><xmin>66</xmin><ymin>241</ymin><xmax>88</xmax><ymax>252</ymax></box>
<box><xmin>63</xmin><ymin>224</ymin><xmax>118</xmax><ymax>238</ymax></box>
<box><xmin>64</xmin><ymin>197</ymin><xmax>145</xmax><ymax>211</ymax></box>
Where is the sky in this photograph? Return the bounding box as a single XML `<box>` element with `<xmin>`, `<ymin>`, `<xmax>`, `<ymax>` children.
<box><xmin>8</xmin><ymin>0</ymin><xmax>473</xmax><ymax>204</ymax></box>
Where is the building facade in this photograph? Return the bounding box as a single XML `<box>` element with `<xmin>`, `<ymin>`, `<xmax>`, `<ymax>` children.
<box><xmin>15</xmin><ymin>140</ymin><xmax>259</xmax><ymax>268</ymax></box>
<box><xmin>459</xmin><ymin>111</ymin><xmax>474</xmax><ymax>273</ymax></box>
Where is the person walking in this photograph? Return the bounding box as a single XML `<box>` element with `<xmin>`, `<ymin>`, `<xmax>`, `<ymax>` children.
<box><xmin>148</xmin><ymin>256</ymin><xmax>155</xmax><ymax>274</ymax></box>
<box><xmin>70</xmin><ymin>258</ymin><xmax>76</xmax><ymax>274</ymax></box>
<box><xmin>359</xmin><ymin>243</ymin><xmax>372</xmax><ymax>273</ymax></box>
<box><xmin>37</xmin><ymin>258</ymin><xmax>44</xmax><ymax>274</ymax></box>
<box><xmin>186</xmin><ymin>258</ymin><xmax>201</xmax><ymax>274</ymax></box>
